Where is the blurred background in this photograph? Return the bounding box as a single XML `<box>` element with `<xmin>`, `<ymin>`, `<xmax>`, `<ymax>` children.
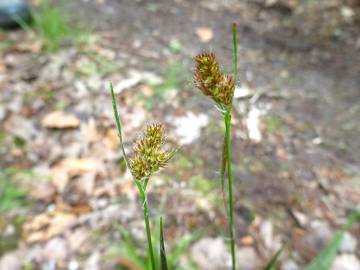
<box><xmin>0</xmin><ymin>0</ymin><xmax>359</xmax><ymax>269</ymax></box>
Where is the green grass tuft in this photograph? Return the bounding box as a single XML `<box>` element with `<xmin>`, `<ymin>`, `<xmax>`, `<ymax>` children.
<box><xmin>32</xmin><ymin>0</ymin><xmax>74</xmax><ymax>52</ymax></box>
<box><xmin>0</xmin><ymin>169</ymin><xmax>27</xmax><ymax>212</ymax></box>
<box><xmin>305</xmin><ymin>207</ymin><xmax>360</xmax><ymax>270</ymax></box>
<box><xmin>18</xmin><ymin>0</ymin><xmax>91</xmax><ymax>52</ymax></box>
<box><xmin>113</xmin><ymin>221</ymin><xmax>198</xmax><ymax>270</ymax></box>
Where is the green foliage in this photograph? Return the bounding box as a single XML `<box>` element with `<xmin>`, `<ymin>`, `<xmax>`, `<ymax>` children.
<box><xmin>109</xmin><ymin>24</ymin><xmax>360</xmax><ymax>270</ymax></box>
<box><xmin>262</xmin><ymin>208</ymin><xmax>360</xmax><ymax>270</ymax></box>
<box><xmin>306</xmin><ymin>231</ymin><xmax>344</xmax><ymax>270</ymax></box>
<box><xmin>159</xmin><ymin>217</ymin><xmax>168</xmax><ymax>270</ymax></box>
<box><xmin>166</xmin><ymin>232</ymin><xmax>199</xmax><ymax>270</ymax></box>
<box><xmin>173</xmin><ymin>155</ymin><xmax>193</xmax><ymax>170</ymax></box>
<box><xmin>114</xmin><ymin>225</ymin><xmax>146</xmax><ymax>270</ymax></box>
<box><xmin>265</xmin><ymin>115</ymin><xmax>283</xmax><ymax>133</ymax></box>
<box><xmin>189</xmin><ymin>176</ymin><xmax>216</xmax><ymax>195</ymax></box>
<box><xmin>111</xmin><ymin>82</ymin><xmax>175</xmax><ymax>270</ymax></box>
<box><xmin>0</xmin><ymin>169</ymin><xmax>27</xmax><ymax>212</ymax></box>
<box><xmin>143</xmin><ymin>62</ymin><xmax>187</xmax><ymax>110</ymax></box>
<box><xmin>171</xmin><ymin>154</ymin><xmax>203</xmax><ymax>178</ymax></box>
<box><xmin>31</xmin><ymin>0</ymin><xmax>73</xmax><ymax>52</ymax></box>
<box><xmin>13</xmin><ymin>136</ymin><xmax>26</xmax><ymax>149</ymax></box>
<box><xmin>263</xmin><ymin>246</ymin><xmax>284</xmax><ymax>270</ymax></box>
<box><xmin>305</xmin><ymin>207</ymin><xmax>360</xmax><ymax>270</ymax></box>
<box><xmin>23</xmin><ymin>86</ymin><xmax>55</xmax><ymax>106</ymax></box>
<box><xmin>76</xmin><ymin>52</ymin><xmax>121</xmax><ymax>77</ymax></box>
<box><xmin>20</xmin><ymin>0</ymin><xmax>90</xmax><ymax>52</ymax></box>
<box><xmin>113</xmin><ymin>221</ymin><xmax>198</xmax><ymax>270</ymax></box>
<box><xmin>0</xmin><ymin>130</ymin><xmax>6</xmax><ymax>146</ymax></box>
<box><xmin>153</xmin><ymin>62</ymin><xmax>187</xmax><ymax>93</ymax></box>
<box><xmin>0</xmin><ymin>215</ymin><xmax>26</xmax><ymax>256</ymax></box>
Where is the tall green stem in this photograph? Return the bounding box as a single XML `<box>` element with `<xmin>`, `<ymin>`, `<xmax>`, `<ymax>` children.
<box><xmin>223</xmin><ymin>23</ymin><xmax>239</xmax><ymax>270</ymax></box>
<box><xmin>232</xmin><ymin>24</ymin><xmax>238</xmax><ymax>91</ymax></box>
<box><xmin>138</xmin><ymin>183</ymin><xmax>156</xmax><ymax>270</ymax></box>
<box><xmin>225</xmin><ymin>110</ymin><xmax>236</xmax><ymax>270</ymax></box>
<box><xmin>110</xmin><ymin>83</ymin><xmax>157</xmax><ymax>270</ymax></box>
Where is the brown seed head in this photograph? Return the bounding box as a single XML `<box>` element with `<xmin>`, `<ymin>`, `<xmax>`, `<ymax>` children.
<box><xmin>130</xmin><ymin>124</ymin><xmax>174</xmax><ymax>180</ymax></box>
<box><xmin>194</xmin><ymin>52</ymin><xmax>235</xmax><ymax>106</ymax></box>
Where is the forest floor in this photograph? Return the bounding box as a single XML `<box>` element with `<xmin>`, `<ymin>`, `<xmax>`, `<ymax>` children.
<box><xmin>0</xmin><ymin>0</ymin><xmax>360</xmax><ymax>269</ymax></box>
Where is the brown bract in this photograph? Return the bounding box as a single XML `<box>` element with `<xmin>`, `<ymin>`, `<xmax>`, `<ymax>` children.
<box><xmin>129</xmin><ymin>124</ymin><xmax>174</xmax><ymax>180</ymax></box>
<box><xmin>194</xmin><ymin>52</ymin><xmax>235</xmax><ymax>106</ymax></box>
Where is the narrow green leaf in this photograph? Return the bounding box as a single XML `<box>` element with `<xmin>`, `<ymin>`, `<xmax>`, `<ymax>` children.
<box><xmin>220</xmin><ymin>135</ymin><xmax>227</xmax><ymax>209</ymax></box>
<box><xmin>152</xmin><ymin>215</ymin><xmax>161</xmax><ymax>270</ymax></box>
<box><xmin>115</xmin><ymin>225</ymin><xmax>146</xmax><ymax>269</ymax></box>
<box><xmin>160</xmin><ymin>217</ymin><xmax>169</xmax><ymax>270</ymax></box>
<box><xmin>168</xmin><ymin>232</ymin><xmax>200</xmax><ymax>268</ymax></box>
<box><xmin>232</xmin><ymin>23</ymin><xmax>238</xmax><ymax>84</ymax></box>
<box><xmin>305</xmin><ymin>208</ymin><xmax>360</xmax><ymax>270</ymax></box>
<box><xmin>231</xmin><ymin>22</ymin><xmax>238</xmax><ymax>107</ymax></box>
<box><xmin>263</xmin><ymin>246</ymin><xmax>284</xmax><ymax>270</ymax></box>
<box><xmin>305</xmin><ymin>231</ymin><xmax>344</xmax><ymax>270</ymax></box>
<box><xmin>109</xmin><ymin>82</ymin><xmax>131</xmax><ymax>172</ymax></box>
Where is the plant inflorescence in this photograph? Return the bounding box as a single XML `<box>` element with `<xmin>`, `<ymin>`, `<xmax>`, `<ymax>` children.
<box><xmin>110</xmin><ymin>24</ymin><xmax>360</xmax><ymax>270</ymax></box>
<box><xmin>129</xmin><ymin>124</ymin><xmax>175</xmax><ymax>181</ymax></box>
<box><xmin>194</xmin><ymin>52</ymin><xmax>235</xmax><ymax>108</ymax></box>
<box><xmin>111</xmin><ymin>83</ymin><xmax>174</xmax><ymax>270</ymax></box>
<box><xmin>193</xmin><ymin>24</ymin><xmax>238</xmax><ymax>270</ymax></box>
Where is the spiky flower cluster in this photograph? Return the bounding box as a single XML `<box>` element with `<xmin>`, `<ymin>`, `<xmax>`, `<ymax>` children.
<box><xmin>129</xmin><ymin>124</ymin><xmax>174</xmax><ymax>180</ymax></box>
<box><xmin>194</xmin><ymin>52</ymin><xmax>235</xmax><ymax>106</ymax></box>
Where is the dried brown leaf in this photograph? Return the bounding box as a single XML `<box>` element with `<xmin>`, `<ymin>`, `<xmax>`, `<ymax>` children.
<box><xmin>42</xmin><ymin>111</ymin><xmax>80</xmax><ymax>129</ymax></box>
